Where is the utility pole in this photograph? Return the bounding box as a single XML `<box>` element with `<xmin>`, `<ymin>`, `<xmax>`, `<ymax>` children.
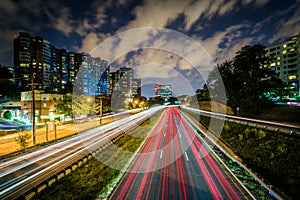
<box><xmin>27</xmin><ymin>74</ymin><xmax>40</xmax><ymax>145</ymax></box>
<box><xmin>99</xmin><ymin>94</ymin><xmax>105</xmax><ymax>125</ymax></box>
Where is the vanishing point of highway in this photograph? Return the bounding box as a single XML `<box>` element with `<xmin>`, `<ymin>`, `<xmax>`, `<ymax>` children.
<box><xmin>111</xmin><ymin>107</ymin><xmax>250</xmax><ymax>199</ymax></box>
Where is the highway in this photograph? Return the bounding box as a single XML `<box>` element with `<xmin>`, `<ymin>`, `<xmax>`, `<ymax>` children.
<box><xmin>0</xmin><ymin>106</ymin><xmax>163</xmax><ymax>199</ymax></box>
<box><xmin>111</xmin><ymin>107</ymin><xmax>251</xmax><ymax>199</ymax></box>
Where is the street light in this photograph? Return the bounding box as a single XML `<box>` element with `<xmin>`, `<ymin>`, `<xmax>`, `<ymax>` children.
<box><xmin>98</xmin><ymin>93</ymin><xmax>105</xmax><ymax>125</ymax></box>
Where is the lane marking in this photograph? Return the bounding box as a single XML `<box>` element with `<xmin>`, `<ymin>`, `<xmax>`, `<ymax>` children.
<box><xmin>160</xmin><ymin>150</ymin><xmax>164</xmax><ymax>159</ymax></box>
<box><xmin>184</xmin><ymin>152</ymin><xmax>189</xmax><ymax>161</ymax></box>
<box><xmin>164</xmin><ymin>132</ymin><xmax>166</xmax><ymax>137</ymax></box>
<box><xmin>179</xmin><ymin>133</ymin><xmax>182</xmax><ymax>138</ymax></box>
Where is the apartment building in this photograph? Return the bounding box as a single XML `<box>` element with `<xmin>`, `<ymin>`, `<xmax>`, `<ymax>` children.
<box><xmin>266</xmin><ymin>33</ymin><xmax>300</xmax><ymax>95</ymax></box>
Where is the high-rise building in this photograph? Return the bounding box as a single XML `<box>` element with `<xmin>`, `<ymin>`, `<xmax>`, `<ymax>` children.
<box><xmin>14</xmin><ymin>32</ymin><xmax>109</xmax><ymax>95</ymax></box>
<box><xmin>154</xmin><ymin>84</ymin><xmax>172</xmax><ymax>98</ymax></box>
<box><xmin>109</xmin><ymin>71</ymin><xmax>119</xmax><ymax>96</ymax></box>
<box><xmin>97</xmin><ymin>60</ymin><xmax>110</xmax><ymax>97</ymax></box>
<box><xmin>14</xmin><ymin>32</ymin><xmax>33</xmax><ymax>90</ymax></box>
<box><xmin>75</xmin><ymin>54</ymin><xmax>110</xmax><ymax>96</ymax></box>
<box><xmin>132</xmin><ymin>78</ymin><xmax>141</xmax><ymax>97</ymax></box>
<box><xmin>266</xmin><ymin>33</ymin><xmax>300</xmax><ymax>95</ymax></box>
<box><xmin>111</xmin><ymin>67</ymin><xmax>141</xmax><ymax>98</ymax></box>
<box><xmin>117</xmin><ymin>67</ymin><xmax>134</xmax><ymax>98</ymax></box>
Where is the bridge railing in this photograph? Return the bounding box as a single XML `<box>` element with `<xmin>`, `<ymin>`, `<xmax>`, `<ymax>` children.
<box><xmin>181</xmin><ymin>106</ymin><xmax>300</xmax><ymax>136</ymax></box>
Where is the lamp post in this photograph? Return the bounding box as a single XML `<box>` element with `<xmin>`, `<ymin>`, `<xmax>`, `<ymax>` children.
<box><xmin>99</xmin><ymin>94</ymin><xmax>105</xmax><ymax>125</ymax></box>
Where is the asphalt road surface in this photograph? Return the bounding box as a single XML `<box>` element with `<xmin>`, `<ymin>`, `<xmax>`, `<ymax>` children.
<box><xmin>111</xmin><ymin>106</ymin><xmax>248</xmax><ymax>200</ymax></box>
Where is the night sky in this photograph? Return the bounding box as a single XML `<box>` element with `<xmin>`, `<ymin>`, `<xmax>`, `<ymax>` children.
<box><xmin>1</xmin><ymin>0</ymin><xmax>299</xmax><ymax>96</ymax></box>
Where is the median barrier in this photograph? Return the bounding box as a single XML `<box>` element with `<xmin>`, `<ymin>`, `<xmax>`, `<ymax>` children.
<box><xmin>37</xmin><ymin>182</ymin><xmax>47</xmax><ymax>193</ymax></box>
<box><xmin>23</xmin><ymin>190</ymin><xmax>35</xmax><ymax>200</ymax></box>
<box><xmin>65</xmin><ymin>167</ymin><xmax>72</xmax><ymax>175</ymax></box>
<box><xmin>57</xmin><ymin>171</ymin><xmax>65</xmax><ymax>180</ymax></box>
<box><xmin>48</xmin><ymin>177</ymin><xmax>57</xmax><ymax>186</ymax></box>
<box><xmin>72</xmin><ymin>163</ymin><xmax>77</xmax><ymax>171</ymax></box>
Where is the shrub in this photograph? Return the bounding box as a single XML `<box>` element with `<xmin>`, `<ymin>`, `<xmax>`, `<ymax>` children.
<box><xmin>0</xmin><ymin>130</ymin><xmax>5</xmax><ymax>136</ymax></box>
<box><xmin>3</xmin><ymin>110</ymin><xmax>12</xmax><ymax>120</ymax></box>
<box><xmin>257</xmin><ymin>129</ymin><xmax>266</xmax><ymax>139</ymax></box>
<box><xmin>15</xmin><ymin>130</ymin><xmax>31</xmax><ymax>150</ymax></box>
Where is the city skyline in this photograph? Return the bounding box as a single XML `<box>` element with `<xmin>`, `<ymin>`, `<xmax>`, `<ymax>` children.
<box><xmin>1</xmin><ymin>0</ymin><xmax>300</xmax><ymax>96</ymax></box>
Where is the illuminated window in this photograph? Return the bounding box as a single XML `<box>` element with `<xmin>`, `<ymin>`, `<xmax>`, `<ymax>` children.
<box><xmin>282</xmin><ymin>50</ymin><xmax>286</xmax><ymax>54</ymax></box>
<box><xmin>288</xmin><ymin>75</ymin><xmax>297</xmax><ymax>80</ymax></box>
<box><xmin>277</xmin><ymin>56</ymin><xmax>280</xmax><ymax>60</ymax></box>
<box><xmin>283</xmin><ymin>44</ymin><xmax>286</xmax><ymax>48</ymax></box>
<box><xmin>277</xmin><ymin>62</ymin><xmax>280</xmax><ymax>65</ymax></box>
<box><xmin>270</xmin><ymin>63</ymin><xmax>276</xmax><ymax>67</ymax></box>
<box><xmin>43</xmin><ymin>103</ymin><xmax>47</xmax><ymax>107</ymax></box>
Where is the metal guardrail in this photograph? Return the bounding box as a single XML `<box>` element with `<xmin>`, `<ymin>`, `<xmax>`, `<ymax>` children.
<box><xmin>182</xmin><ymin>106</ymin><xmax>300</xmax><ymax>135</ymax></box>
<box><xmin>180</xmin><ymin>107</ymin><xmax>284</xmax><ymax>200</ymax></box>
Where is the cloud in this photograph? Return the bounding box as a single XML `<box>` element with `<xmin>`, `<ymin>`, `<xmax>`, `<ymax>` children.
<box><xmin>0</xmin><ymin>0</ymin><xmax>17</xmax><ymax>17</ymax></box>
<box><xmin>120</xmin><ymin>0</ymin><xmax>185</xmax><ymax>30</ymax></box>
<box><xmin>79</xmin><ymin>0</ymin><xmax>279</xmax><ymax>70</ymax></box>
<box><xmin>120</xmin><ymin>0</ymin><xmax>242</xmax><ymax>32</ymax></box>
<box><xmin>79</xmin><ymin>32</ymin><xmax>102</xmax><ymax>53</ymax></box>
<box><xmin>194</xmin><ymin>24</ymin><xmax>252</xmax><ymax>62</ymax></box>
<box><xmin>269</xmin><ymin>3</ymin><xmax>300</xmax><ymax>43</ymax></box>
<box><xmin>253</xmin><ymin>0</ymin><xmax>269</xmax><ymax>6</ymax></box>
<box><xmin>54</xmin><ymin>8</ymin><xmax>74</xmax><ymax>36</ymax></box>
<box><xmin>88</xmin><ymin>27</ymin><xmax>215</xmax><ymax>96</ymax></box>
<box><xmin>43</xmin><ymin>3</ymin><xmax>75</xmax><ymax>37</ymax></box>
<box><xmin>242</xmin><ymin>0</ymin><xmax>270</xmax><ymax>6</ymax></box>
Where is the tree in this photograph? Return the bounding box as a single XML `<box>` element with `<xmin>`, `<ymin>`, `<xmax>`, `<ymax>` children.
<box><xmin>195</xmin><ymin>84</ymin><xmax>211</xmax><ymax>101</ymax></box>
<box><xmin>15</xmin><ymin>130</ymin><xmax>31</xmax><ymax>150</ymax></box>
<box><xmin>94</xmin><ymin>97</ymin><xmax>112</xmax><ymax>115</ymax></box>
<box><xmin>206</xmin><ymin>44</ymin><xmax>284</xmax><ymax>116</ymax></box>
<box><xmin>148</xmin><ymin>96</ymin><xmax>164</xmax><ymax>107</ymax></box>
<box><xmin>57</xmin><ymin>93</ymin><xmax>73</xmax><ymax>118</ymax></box>
<box><xmin>72</xmin><ymin>94</ymin><xmax>94</xmax><ymax>116</ymax></box>
<box><xmin>3</xmin><ymin>111</ymin><xmax>12</xmax><ymax>120</ymax></box>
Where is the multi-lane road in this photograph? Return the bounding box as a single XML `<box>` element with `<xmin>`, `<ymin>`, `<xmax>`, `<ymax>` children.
<box><xmin>1</xmin><ymin>105</ymin><xmax>278</xmax><ymax>199</ymax></box>
<box><xmin>0</xmin><ymin>107</ymin><xmax>162</xmax><ymax>199</ymax></box>
<box><xmin>111</xmin><ymin>107</ymin><xmax>250</xmax><ymax>199</ymax></box>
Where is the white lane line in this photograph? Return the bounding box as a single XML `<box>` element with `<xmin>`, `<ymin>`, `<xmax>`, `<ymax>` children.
<box><xmin>160</xmin><ymin>150</ymin><xmax>164</xmax><ymax>159</ymax></box>
<box><xmin>179</xmin><ymin>133</ymin><xmax>182</xmax><ymax>138</ymax></box>
<box><xmin>184</xmin><ymin>152</ymin><xmax>189</xmax><ymax>161</ymax></box>
<box><xmin>164</xmin><ymin>132</ymin><xmax>166</xmax><ymax>137</ymax></box>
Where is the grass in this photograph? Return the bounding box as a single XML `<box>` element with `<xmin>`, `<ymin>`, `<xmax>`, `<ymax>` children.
<box><xmin>31</xmin><ymin>110</ymin><xmax>164</xmax><ymax>200</ymax></box>
<box><xmin>256</xmin><ymin>104</ymin><xmax>300</xmax><ymax>125</ymax></box>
